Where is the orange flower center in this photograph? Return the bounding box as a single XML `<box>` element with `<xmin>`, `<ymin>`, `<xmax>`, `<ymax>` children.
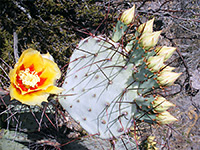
<box><xmin>19</xmin><ymin>68</ymin><xmax>40</xmax><ymax>88</ymax></box>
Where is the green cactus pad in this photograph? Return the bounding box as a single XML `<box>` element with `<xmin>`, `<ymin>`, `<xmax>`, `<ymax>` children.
<box><xmin>0</xmin><ymin>129</ymin><xmax>29</xmax><ymax>150</ymax></box>
<box><xmin>112</xmin><ymin>21</ymin><xmax>128</xmax><ymax>42</ymax></box>
<box><xmin>59</xmin><ymin>30</ymin><xmax>177</xmax><ymax>138</ymax></box>
<box><xmin>59</xmin><ymin>36</ymin><xmax>144</xmax><ymax>139</ymax></box>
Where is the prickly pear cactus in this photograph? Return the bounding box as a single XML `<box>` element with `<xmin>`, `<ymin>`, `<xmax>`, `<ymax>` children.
<box><xmin>59</xmin><ymin>6</ymin><xmax>181</xmax><ymax>140</ymax></box>
<box><xmin>0</xmin><ymin>129</ymin><xmax>29</xmax><ymax>150</ymax></box>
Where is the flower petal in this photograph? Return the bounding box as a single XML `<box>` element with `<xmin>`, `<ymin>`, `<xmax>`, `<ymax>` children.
<box><xmin>41</xmin><ymin>52</ymin><xmax>54</xmax><ymax>62</ymax></box>
<box><xmin>9</xmin><ymin>83</ymin><xmax>48</xmax><ymax>106</ymax></box>
<box><xmin>45</xmin><ymin>86</ymin><xmax>64</xmax><ymax>94</ymax></box>
<box><xmin>37</xmin><ymin>58</ymin><xmax>61</xmax><ymax>89</ymax></box>
<box><xmin>16</xmin><ymin>49</ymin><xmax>44</xmax><ymax>73</ymax></box>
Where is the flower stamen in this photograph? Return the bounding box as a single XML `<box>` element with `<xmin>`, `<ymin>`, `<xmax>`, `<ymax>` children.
<box><xmin>19</xmin><ymin>68</ymin><xmax>40</xmax><ymax>88</ymax></box>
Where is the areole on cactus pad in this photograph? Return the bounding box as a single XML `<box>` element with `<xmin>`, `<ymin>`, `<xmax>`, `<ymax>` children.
<box><xmin>58</xmin><ymin>6</ymin><xmax>181</xmax><ymax>139</ymax></box>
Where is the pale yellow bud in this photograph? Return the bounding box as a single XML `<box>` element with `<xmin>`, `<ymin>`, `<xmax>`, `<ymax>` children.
<box><xmin>137</xmin><ymin>22</ymin><xmax>146</xmax><ymax>33</ymax></box>
<box><xmin>138</xmin><ymin>18</ymin><xmax>155</xmax><ymax>34</ymax></box>
<box><xmin>153</xmin><ymin>96</ymin><xmax>175</xmax><ymax>113</ymax></box>
<box><xmin>120</xmin><ymin>5</ymin><xmax>135</xmax><ymax>25</ymax></box>
<box><xmin>157</xmin><ymin>71</ymin><xmax>182</xmax><ymax>86</ymax></box>
<box><xmin>139</xmin><ymin>31</ymin><xmax>162</xmax><ymax>50</ymax></box>
<box><xmin>156</xmin><ymin>111</ymin><xmax>177</xmax><ymax>124</ymax></box>
<box><xmin>147</xmin><ymin>55</ymin><xmax>165</xmax><ymax>72</ymax></box>
<box><xmin>161</xmin><ymin>66</ymin><xmax>175</xmax><ymax>72</ymax></box>
<box><xmin>157</xmin><ymin>46</ymin><xmax>176</xmax><ymax>61</ymax></box>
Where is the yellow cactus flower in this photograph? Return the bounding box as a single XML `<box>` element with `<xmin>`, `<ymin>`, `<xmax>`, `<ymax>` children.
<box><xmin>139</xmin><ymin>31</ymin><xmax>162</xmax><ymax>50</ymax></box>
<box><xmin>147</xmin><ymin>55</ymin><xmax>165</xmax><ymax>72</ymax></box>
<box><xmin>153</xmin><ymin>96</ymin><xmax>175</xmax><ymax>113</ymax></box>
<box><xmin>157</xmin><ymin>70</ymin><xmax>182</xmax><ymax>86</ymax></box>
<box><xmin>120</xmin><ymin>5</ymin><xmax>135</xmax><ymax>25</ymax></box>
<box><xmin>156</xmin><ymin>111</ymin><xmax>177</xmax><ymax>124</ymax></box>
<box><xmin>138</xmin><ymin>18</ymin><xmax>154</xmax><ymax>33</ymax></box>
<box><xmin>156</xmin><ymin>46</ymin><xmax>176</xmax><ymax>61</ymax></box>
<box><xmin>9</xmin><ymin>49</ymin><xmax>63</xmax><ymax>106</ymax></box>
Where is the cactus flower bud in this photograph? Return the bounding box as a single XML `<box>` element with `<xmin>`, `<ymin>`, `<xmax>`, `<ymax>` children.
<box><xmin>156</xmin><ymin>46</ymin><xmax>176</xmax><ymax>61</ymax></box>
<box><xmin>161</xmin><ymin>66</ymin><xmax>175</xmax><ymax>72</ymax></box>
<box><xmin>156</xmin><ymin>111</ymin><xmax>177</xmax><ymax>124</ymax></box>
<box><xmin>138</xmin><ymin>18</ymin><xmax>154</xmax><ymax>33</ymax></box>
<box><xmin>153</xmin><ymin>97</ymin><xmax>175</xmax><ymax>113</ymax></box>
<box><xmin>139</xmin><ymin>31</ymin><xmax>162</xmax><ymax>50</ymax></box>
<box><xmin>120</xmin><ymin>5</ymin><xmax>135</xmax><ymax>25</ymax></box>
<box><xmin>157</xmin><ymin>71</ymin><xmax>182</xmax><ymax>86</ymax></box>
<box><xmin>147</xmin><ymin>55</ymin><xmax>165</xmax><ymax>72</ymax></box>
